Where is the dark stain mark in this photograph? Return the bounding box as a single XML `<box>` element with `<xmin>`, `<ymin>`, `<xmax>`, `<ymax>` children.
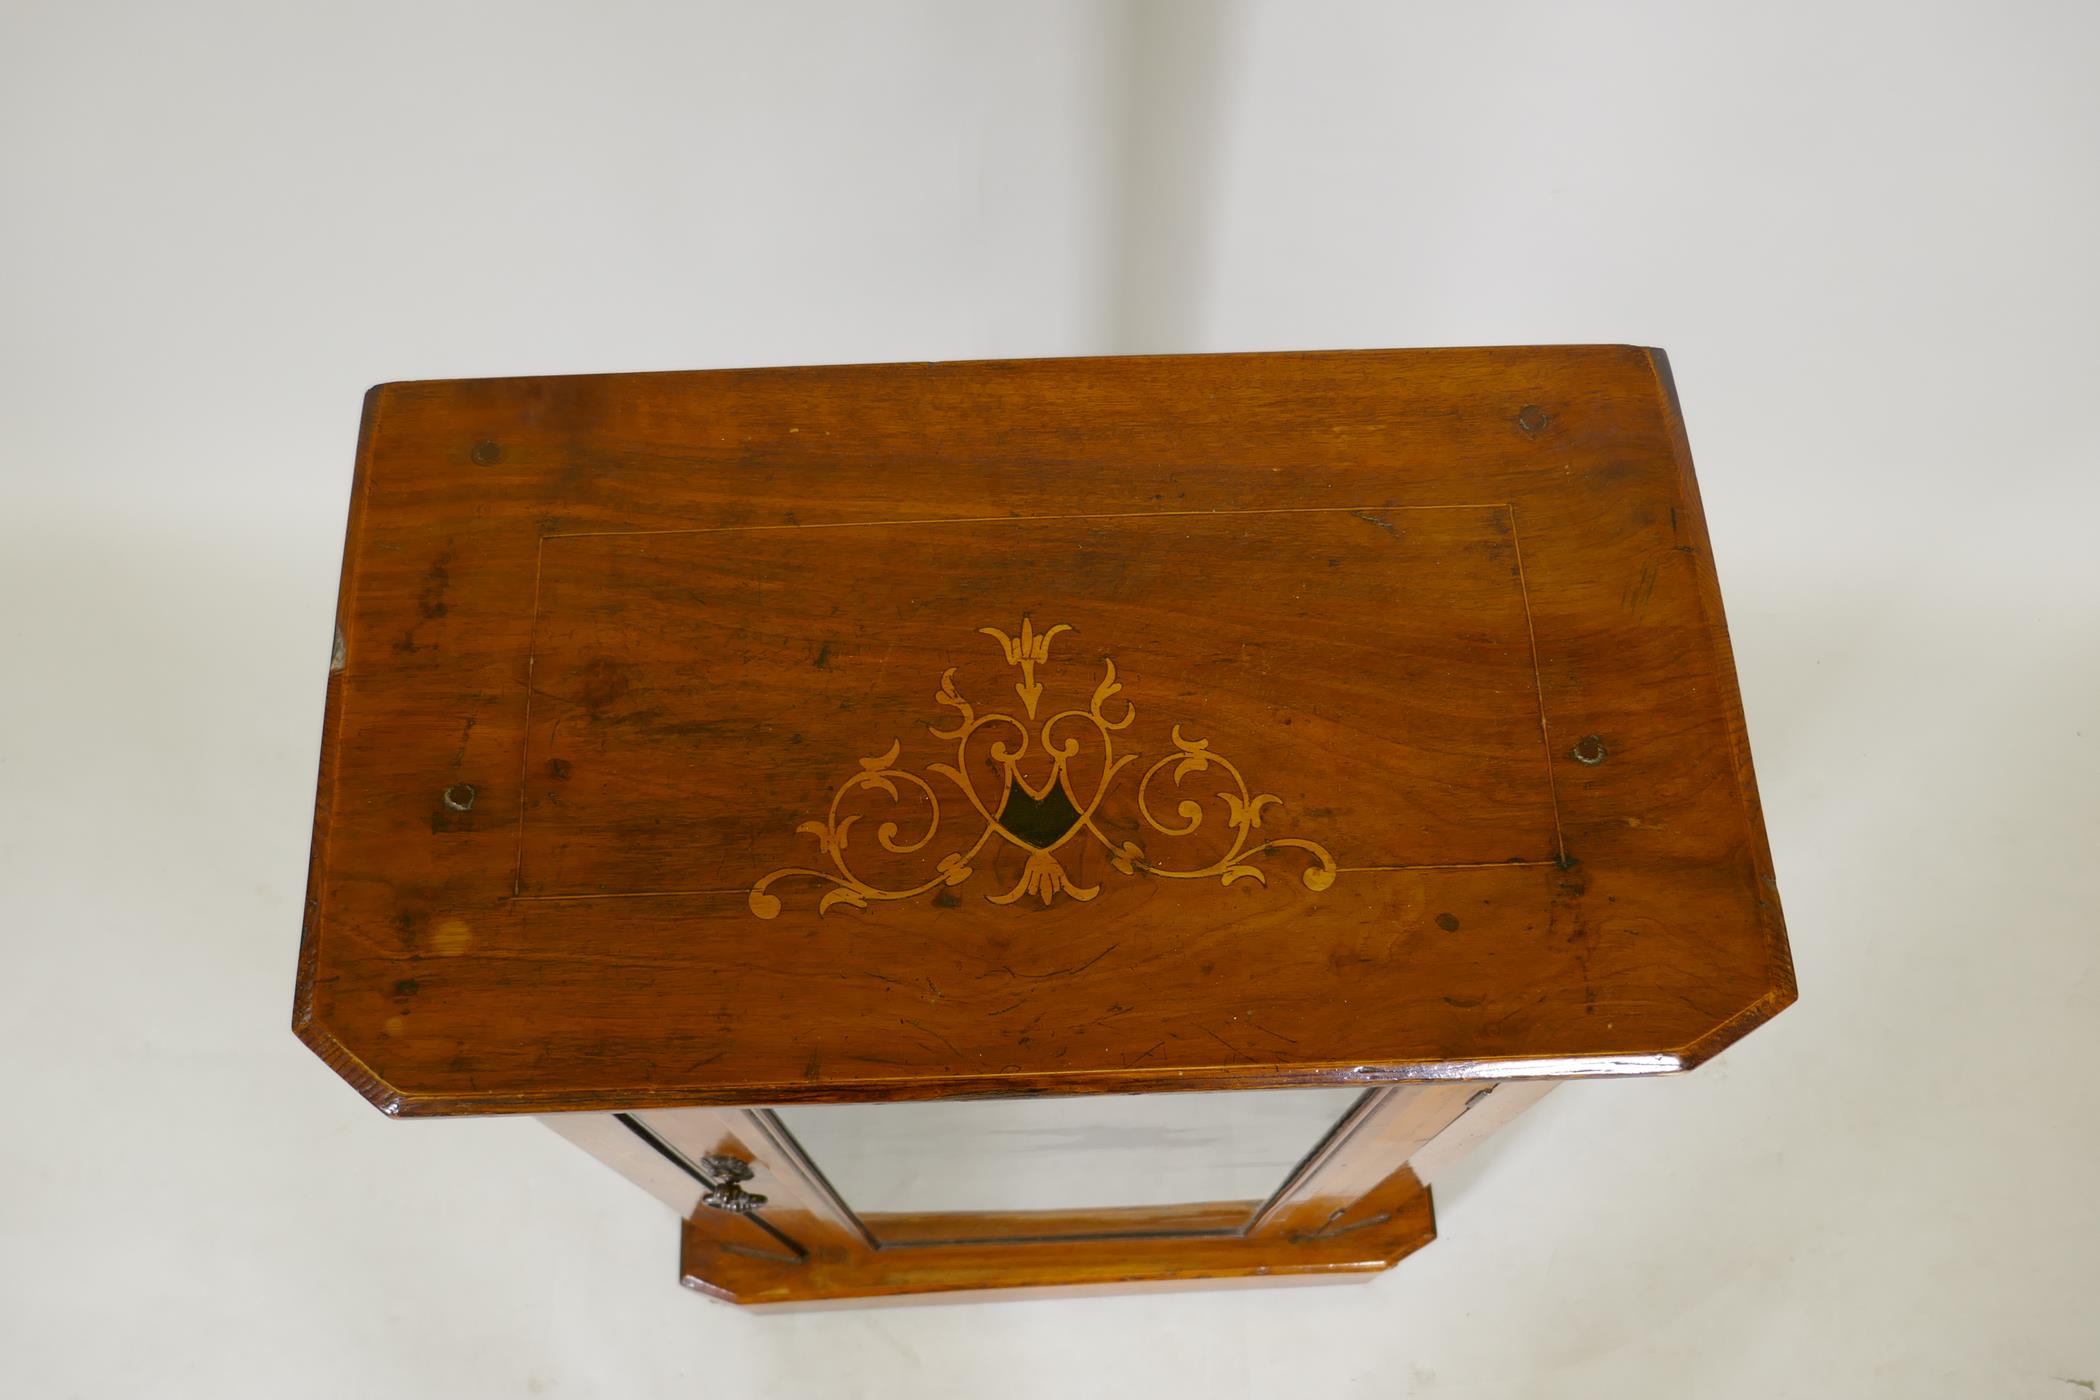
<box><xmin>1442</xmin><ymin>995</ymin><xmax>1485</xmax><ymax>1008</ymax></box>
<box><xmin>931</xmin><ymin>888</ymin><xmax>961</xmax><ymax>909</ymax></box>
<box><xmin>1435</xmin><ymin>912</ymin><xmax>1461</xmax><ymax>932</ymax></box>
<box><xmin>813</xmin><ymin>642</ymin><xmax>831</xmax><ymax>670</ymax></box>
<box><xmin>547</xmin><ymin>758</ymin><xmax>571</xmax><ymax>779</ymax></box>
<box><xmin>393</xmin><ymin>978</ymin><xmax>419</xmax><ymax>997</ymax></box>
<box><xmin>393</xmin><ymin>632</ymin><xmax>421</xmax><ymax>654</ymax></box>
<box><xmin>418</xmin><ymin>551</ymin><xmax>452</xmax><ymax>619</ymax></box>
<box><xmin>611</xmin><ymin>710</ymin><xmax>732</xmax><ymax>740</ymax></box>
<box><xmin>1556</xmin><ymin>851</ymin><xmax>1582</xmax><ymax>871</ymax></box>
<box><xmin>1516</xmin><ymin>405</ymin><xmax>1549</xmax><ymax>436</ymax></box>
<box><xmin>579</xmin><ymin>657</ymin><xmax>631</xmax><ymax>714</ymax></box>
<box><xmin>1547</xmin><ymin>867</ymin><xmax>1597</xmax><ymax>1015</ymax></box>
<box><xmin>1351</xmin><ymin>510</ymin><xmax>1401</xmax><ymax>540</ymax></box>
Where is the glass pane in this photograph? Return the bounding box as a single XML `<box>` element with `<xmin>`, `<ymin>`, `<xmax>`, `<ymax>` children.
<box><xmin>773</xmin><ymin>1087</ymin><xmax>1364</xmax><ymax>1228</ymax></box>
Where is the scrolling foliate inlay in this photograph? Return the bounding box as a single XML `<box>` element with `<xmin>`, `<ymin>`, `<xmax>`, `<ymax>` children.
<box><xmin>747</xmin><ymin>619</ymin><xmax>1337</xmax><ymax>918</ymax></box>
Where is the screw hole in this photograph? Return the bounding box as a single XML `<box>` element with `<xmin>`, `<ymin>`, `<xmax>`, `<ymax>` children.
<box><xmin>1516</xmin><ymin>405</ymin><xmax>1548</xmax><ymax>436</ymax></box>
<box><xmin>441</xmin><ymin>783</ymin><xmax>477</xmax><ymax>811</ymax></box>
<box><xmin>470</xmin><ymin>440</ymin><xmax>502</xmax><ymax>465</ymax></box>
<box><xmin>1571</xmin><ymin>735</ymin><xmax>1607</xmax><ymax>766</ymax></box>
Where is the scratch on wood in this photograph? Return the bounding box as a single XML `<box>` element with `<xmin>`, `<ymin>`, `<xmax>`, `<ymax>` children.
<box><xmin>995</xmin><ymin>945</ymin><xmax>1116</xmax><ymax>981</ymax></box>
<box><xmin>1622</xmin><ymin>556</ymin><xmax>1660</xmax><ymax>611</ymax></box>
<box><xmin>902</xmin><ymin>1018</ymin><xmax>967</xmax><ymax>1060</ymax></box>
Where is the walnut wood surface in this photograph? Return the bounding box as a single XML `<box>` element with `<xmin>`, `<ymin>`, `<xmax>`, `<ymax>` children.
<box><xmin>678</xmin><ymin>1170</ymin><xmax>1436</xmax><ymax>1307</ymax></box>
<box><xmin>294</xmin><ymin>346</ymin><xmax>1793</xmax><ymax>1116</ymax></box>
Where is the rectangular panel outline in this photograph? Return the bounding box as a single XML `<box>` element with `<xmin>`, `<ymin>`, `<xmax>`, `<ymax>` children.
<box><xmin>509</xmin><ymin>503</ymin><xmax>1565</xmax><ymax>901</ymax></box>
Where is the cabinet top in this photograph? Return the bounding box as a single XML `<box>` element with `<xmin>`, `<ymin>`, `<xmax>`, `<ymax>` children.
<box><xmin>295</xmin><ymin>347</ymin><xmax>1793</xmax><ymax>1116</ymax></box>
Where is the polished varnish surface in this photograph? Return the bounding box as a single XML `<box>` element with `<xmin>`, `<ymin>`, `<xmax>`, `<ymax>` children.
<box><xmin>295</xmin><ymin>347</ymin><xmax>1793</xmax><ymax>1116</ymax></box>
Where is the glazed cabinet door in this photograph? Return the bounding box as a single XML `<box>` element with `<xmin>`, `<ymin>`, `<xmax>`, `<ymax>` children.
<box><xmin>545</xmin><ymin>1079</ymin><xmax>1556</xmax><ymax>1305</ymax></box>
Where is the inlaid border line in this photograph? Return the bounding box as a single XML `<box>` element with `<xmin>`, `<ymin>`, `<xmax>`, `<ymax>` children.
<box><xmin>512</xmin><ymin>501</ymin><xmax>1564</xmax><ymax>896</ymax></box>
<box><xmin>536</xmin><ymin>501</ymin><xmax>1521</xmax><ymax>542</ymax></box>
<box><xmin>505</xmin><ymin>860</ymin><xmax>1563</xmax><ymax>904</ymax></box>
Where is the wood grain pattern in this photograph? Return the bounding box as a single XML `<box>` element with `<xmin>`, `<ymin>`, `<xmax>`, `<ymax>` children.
<box><xmin>295</xmin><ymin>347</ymin><xmax>1793</xmax><ymax>1117</ymax></box>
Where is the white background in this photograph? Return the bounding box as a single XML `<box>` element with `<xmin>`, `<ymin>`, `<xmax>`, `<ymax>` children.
<box><xmin>3</xmin><ymin>2</ymin><xmax>2096</xmax><ymax>1396</ymax></box>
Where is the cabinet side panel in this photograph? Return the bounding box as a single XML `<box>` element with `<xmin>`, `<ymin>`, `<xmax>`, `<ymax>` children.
<box><xmin>1405</xmin><ymin>1080</ymin><xmax>1559</xmax><ymax>1187</ymax></box>
<box><xmin>540</xmin><ymin>1113</ymin><xmax>705</xmax><ymax>1216</ymax></box>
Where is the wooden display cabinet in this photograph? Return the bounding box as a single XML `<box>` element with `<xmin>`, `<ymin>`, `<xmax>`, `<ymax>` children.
<box><xmin>293</xmin><ymin>347</ymin><xmax>1793</xmax><ymax>1306</ymax></box>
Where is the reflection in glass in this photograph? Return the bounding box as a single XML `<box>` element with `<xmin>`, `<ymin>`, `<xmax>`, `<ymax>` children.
<box><xmin>774</xmin><ymin>1087</ymin><xmax>1364</xmax><ymax>1229</ymax></box>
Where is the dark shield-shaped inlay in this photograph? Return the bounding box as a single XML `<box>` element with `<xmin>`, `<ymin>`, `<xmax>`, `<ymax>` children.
<box><xmin>996</xmin><ymin>777</ymin><xmax>1083</xmax><ymax>849</ymax></box>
